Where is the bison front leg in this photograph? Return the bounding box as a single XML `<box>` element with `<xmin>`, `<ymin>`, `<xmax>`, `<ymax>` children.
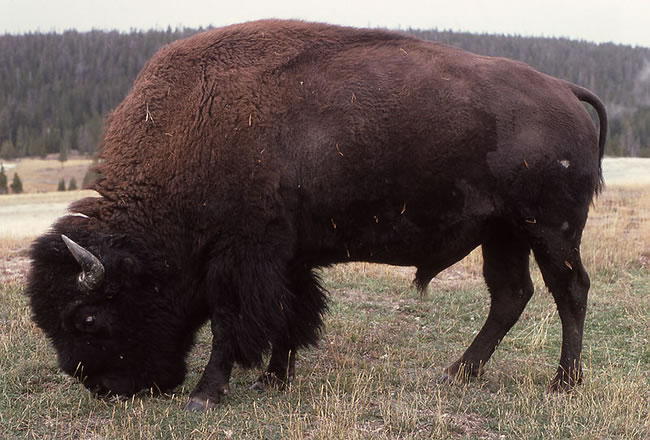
<box><xmin>185</xmin><ymin>322</ymin><xmax>234</xmax><ymax>411</ymax></box>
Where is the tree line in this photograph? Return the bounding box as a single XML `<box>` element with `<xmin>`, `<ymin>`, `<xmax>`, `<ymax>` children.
<box><xmin>0</xmin><ymin>26</ymin><xmax>649</xmax><ymax>159</ymax></box>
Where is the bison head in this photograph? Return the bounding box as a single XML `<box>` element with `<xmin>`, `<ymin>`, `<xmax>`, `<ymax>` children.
<box><xmin>26</xmin><ymin>222</ymin><xmax>203</xmax><ymax>398</ymax></box>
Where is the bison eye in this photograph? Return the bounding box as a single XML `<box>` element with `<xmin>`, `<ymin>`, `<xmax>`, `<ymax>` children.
<box><xmin>83</xmin><ymin>315</ymin><xmax>96</xmax><ymax>327</ymax></box>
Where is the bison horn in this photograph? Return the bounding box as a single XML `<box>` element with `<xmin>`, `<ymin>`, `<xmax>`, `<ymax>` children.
<box><xmin>61</xmin><ymin>235</ymin><xmax>105</xmax><ymax>291</ymax></box>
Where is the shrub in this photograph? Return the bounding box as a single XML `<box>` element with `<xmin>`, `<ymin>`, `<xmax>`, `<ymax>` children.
<box><xmin>10</xmin><ymin>172</ymin><xmax>23</xmax><ymax>194</ymax></box>
<box><xmin>0</xmin><ymin>140</ymin><xmax>17</xmax><ymax>160</ymax></box>
<box><xmin>0</xmin><ymin>164</ymin><xmax>7</xmax><ymax>194</ymax></box>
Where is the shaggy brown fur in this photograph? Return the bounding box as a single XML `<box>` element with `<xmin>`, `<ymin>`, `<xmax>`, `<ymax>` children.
<box><xmin>26</xmin><ymin>20</ymin><xmax>606</xmax><ymax>411</ymax></box>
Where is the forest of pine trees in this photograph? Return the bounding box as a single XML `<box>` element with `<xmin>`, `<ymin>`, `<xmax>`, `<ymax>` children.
<box><xmin>0</xmin><ymin>27</ymin><xmax>649</xmax><ymax>158</ymax></box>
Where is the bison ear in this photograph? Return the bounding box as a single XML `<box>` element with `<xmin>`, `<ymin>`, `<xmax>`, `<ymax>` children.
<box><xmin>61</xmin><ymin>234</ymin><xmax>105</xmax><ymax>291</ymax></box>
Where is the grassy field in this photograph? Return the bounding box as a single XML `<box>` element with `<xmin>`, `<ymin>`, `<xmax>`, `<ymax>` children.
<box><xmin>1</xmin><ymin>156</ymin><xmax>94</xmax><ymax>194</ymax></box>
<box><xmin>0</xmin><ymin>181</ymin><xmax>648</xmax><ymax>438</ymax></box>
<box><xmin>0</xmin><ymin>190</ymin><xmax>99</xmax><ymax>239</ymax></box>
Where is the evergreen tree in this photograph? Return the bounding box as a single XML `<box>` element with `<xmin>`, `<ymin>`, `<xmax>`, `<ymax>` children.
<box><xmin>57</xmin><ymin>178</ymin><xmax>66</xmax><ymax>191</ymax></box>
<box><xmin>27</xmin><ymin>135</ymin><xmax>47</xmax><ymax>158</ymax></box>
<box><xmin>15</xmin><ymin>126</ymin><xmax>28</xmax><ymax>156</ymax></box>
<box><xmin>45</xmin><ymin>129</ymin><xmax>63</xmax><ymax>156</ymax></box>
<box><xmin>59</xmin><ymin>142</ymin><xmax>68</xmax><ymax>163</ymax></box>
<box><xmin>82</xmin><ymin>166</ymin><xmax>100</xmax><ymax>189</ymax></box>
<box><xmin>0</xmin><ymin>29</ymin><xmax>649</xmax><ymax>158</ymax></box>
<box><xmin>10</xmin><ymin>172</ymin><xmax>23</xmax><ymax>194</ymax></box>
<box><xmin>0</xmin><ymin>139</ymin><xmax>17</xmax><ymax>160</ymax></box>
<box><xmin>68</xmin><ymin>176</ymin><xmax>78</xmax><ymax>190</ymax></box>
<box><xmin>69</xmin><ymin>127</ymin><xmax>79</xmax><ymax>152</ymax></box>
<box><xmin>0</xmin><ymin>164</ymin><xmax>7</xmax><ymax>194</ymax></box>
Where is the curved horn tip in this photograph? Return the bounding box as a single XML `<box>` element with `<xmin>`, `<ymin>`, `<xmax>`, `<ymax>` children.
<box><xmin>61</xmin><ymin>234</ymin><xmax>74</xmax><ymax>247</ymax></box>
<box><xmin>61</xmin><ymin>234</ymin><xmax>105</xmax><ymax>291</ymax></box>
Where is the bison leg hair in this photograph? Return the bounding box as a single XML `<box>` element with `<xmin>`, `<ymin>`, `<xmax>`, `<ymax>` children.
<box><xmin>531</xmin><ymin>232</ymin><xmax>590</xmax><ymax>391</ymax></box>
<box><xmin>441</xmin><ymin>223</ymin><xmax>534</xmax><ymax>383</ymax></box>
<box><xmin>250</xmin><ymin>265</ymin><xmax>327</xmax><ymax>391</ymax></box>
<box><xmin>185</xmin><ymin>322</ymin><xmax>234</xmax><ymax>411</ymax></box>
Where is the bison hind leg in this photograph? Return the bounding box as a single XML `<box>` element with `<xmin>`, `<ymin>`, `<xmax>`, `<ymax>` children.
<box><xmin>442</xmin><ymin>222</ymin><xmax>534</xmax><ymax>383</ymax></box>
<box><xmin>251</xmin><ymin>265</ymin><xmax>328</xmax><ymax>391</ymax></box>
<box><xmin>530</xmin><ymin>231</ymin><xmax>590</xmax><ymax>391</ymax></box>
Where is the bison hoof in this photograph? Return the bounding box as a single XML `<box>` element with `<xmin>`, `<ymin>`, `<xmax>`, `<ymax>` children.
<box><xmin>439</xmin><ymin>361</ymin><xmax>483</xmax><ymax>385</ymax></box>
<box><xmin>249</xmin><ymin>372</ymin><xmax>292</xmax><ymax>392</ymax></box>
<box><xmin>184</xmin><ymin>394</ymin><xmax>220</xmax><ymax>411</ymax></box>
<box><xmin>549</xmin><ymin>369</ymin><xmax>582</xmax><ymax>392</ymax></box>
<box><xmin>437</xmin><ymin>372</ymin><xmax>457</xmax><ymax>385</ymax></box>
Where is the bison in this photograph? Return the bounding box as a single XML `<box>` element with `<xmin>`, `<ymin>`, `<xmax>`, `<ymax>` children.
<box><xmin>26</xmin><ymin>20</ymin><xmax>607</xmax><ymax>411</ymax></box>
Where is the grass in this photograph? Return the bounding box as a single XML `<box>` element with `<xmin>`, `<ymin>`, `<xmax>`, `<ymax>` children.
<box><xmin>1</xmin><ymin>155</ymin><xmax>94</xmax><ymax>193</ymax></box>
<box><xmin>0</xmin><ymin>190</ymin><xmax>98</xmax><ymax>239</ymax></box>
<box><xmin>1</xmin><ymin>183</ymin><xmax>648</xmax><ymax>439</ymax></box>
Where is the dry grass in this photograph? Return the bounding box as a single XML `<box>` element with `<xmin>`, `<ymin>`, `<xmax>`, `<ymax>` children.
<box><xmin>1</xmin><ymin>155</ymin><xmax>94</xmax><ymax>193</ymax></box>
<box><xmin>0</xmin><ymin>181</ymin><xmax>648</xmax><ymax>439</ymax></box>
<box><xmin>583</xmin><ymin>185</ymin><xmax>650</xmax><ymax>275</ymax></box>
<box><xmin>0</xmin><ymin>190</ymin><xmax>98</xmax><ymax>240</ymax></box>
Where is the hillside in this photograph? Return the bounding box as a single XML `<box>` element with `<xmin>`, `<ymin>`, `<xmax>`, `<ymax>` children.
<box><xmin>1</xmin><ymin>26</ymin><xmax>649</xmax><ymax>159</ymax></box>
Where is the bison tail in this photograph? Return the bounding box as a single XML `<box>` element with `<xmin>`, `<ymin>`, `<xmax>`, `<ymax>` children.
<box><xmin>567</xmin><ymin>82</ymin><xmax>608</xmax><ymax>194</ymax></box>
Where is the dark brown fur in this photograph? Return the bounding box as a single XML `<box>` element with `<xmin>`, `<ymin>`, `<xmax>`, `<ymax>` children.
<box><xmin>26</xmin><ymin>20</ymin><xmax>606</xmax><ymax>410</ymax></box>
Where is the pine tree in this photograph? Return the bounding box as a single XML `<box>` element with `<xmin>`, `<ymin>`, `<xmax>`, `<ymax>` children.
<box><xmin>0</xmin><ymin>165</ymin><xmax>8</xmax><ymax>194</ymax></box>
<box><xmin>27</xmin><ymin>135</ymin><xmax>47</xmax><ymax>158</ymax></box>
<box><xmin>59</xmin><ymin>142</ymin><xmax>68</xmax><ymax>163</ymax></box>
<box><xmin>57</xmin><ymin>178</ymin><xmax>66</xmax><ymax>191</ymax></box>
<box><xmin>69</xmin><ymin>127</ymin><xmax>79</xmax><ymax>152</ymax></box>
<box><xmin>16</xmin><ymin>126</ymin><xmax>28</xmax><ymax>156</ymax></box>
<box><xmin>10</xmin><ymin>172</ymin><xmax>23</xmax><ymax>194</ymax></box>
<box><xmin>1</xmin><ymin>29</ymin><xmax>650</xmax><ymax>159</ymax></box>
<box><xmin>82</xmin><ymin>167</ymin><xmax>100</xmax><ymax>189</ymax></box>
<box><xmin>0</xmin><ymin>140</ymin><xmax>16</xmax><ymax>160</ymax></box>
<box><xmin>68</xmin><ymin>176</ymin><xmax>78</xmax><ymax>190</ymax></box>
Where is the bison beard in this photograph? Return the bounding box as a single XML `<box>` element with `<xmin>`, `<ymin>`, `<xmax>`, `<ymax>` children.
<box><xmin>25</xmin><ymin>20</ymin><xmax>607</xmax><ymax>411</ymax></box>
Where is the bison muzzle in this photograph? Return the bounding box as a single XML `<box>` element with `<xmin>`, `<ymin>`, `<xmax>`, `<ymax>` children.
<box><xmin>26</xmin><ymin>20</ymin><xmax>607</xmax><ymax>411</ymax></box>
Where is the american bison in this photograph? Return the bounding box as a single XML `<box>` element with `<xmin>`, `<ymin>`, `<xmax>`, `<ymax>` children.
<box><xmin>26</xmin><ymin>20</ymin><xmax>607</xmax><ymax>410</ymax></box>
